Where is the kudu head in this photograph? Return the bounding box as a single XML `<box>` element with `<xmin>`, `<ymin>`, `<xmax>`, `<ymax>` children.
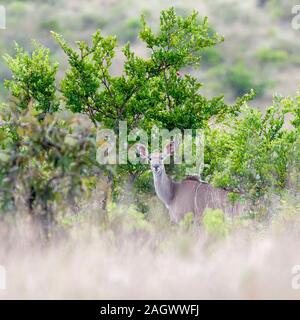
<box><xmin>136</xmin><ymin>141</ymin><xmax>175</xmax><ymax>176</ymax></box>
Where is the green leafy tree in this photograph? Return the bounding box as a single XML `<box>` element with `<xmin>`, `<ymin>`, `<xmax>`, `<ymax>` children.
<box><xmin>4</xmin><ymin>42</ymin><xmax>59</xmax><ymax>114</ymax></box>
<box><xmin>52</xmin><ymin>8</ymin><xmax>252</xmax><ymax>201</ymax></box>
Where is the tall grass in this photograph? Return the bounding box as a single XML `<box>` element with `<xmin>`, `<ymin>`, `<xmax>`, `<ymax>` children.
<box><xmin>0</xmin><ymin>192</ymin><xmax>300</xmax><ymax>299</ymax></box>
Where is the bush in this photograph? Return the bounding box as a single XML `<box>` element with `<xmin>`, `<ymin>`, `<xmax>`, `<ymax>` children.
<box><xmin>201</xmin><ymin>47</ymin><xmax>223</xmax><ymax>66</ymax></box>
<box><xmin>40</xmin><ymin>19</ymin><xmax>62</xmax><ymax>32</ymax></box>
<box><xmin>118</xmin><ymin>18</ymin><xmax>142</xmax><ymax>43</ymax></box>
<box><xmin>80</xmin><ymin>14</ymin><xmax>107</xmax><ymax>30</ymax></box>
<box><xmin>256</xmin><ymin>48</ymin><xmax>289</xmax><ymax>64</ymax></box>
<box><xmin>4</xmin><ymin>42</ymin><xmax>59</xmax><ymax>113</ymax></box>
<box><xmin>104</xmin><ymin>203</ymin><xmax>152</xmax><ymax>236</ymax></box>
<box><xmin>224</xmin><ymin>62</ymin><xmax>269</xmax><ymax>97</ymax></box>
<box><xmin>203</xmin><ymin>209</ymin><xmax>229</xmax><ymax>239</ymax></box>
<box><xmin>1</xmin><ymin>43</ymin><xmax>99</xmax><ymax>239</ymax></box>
<box><xmin>206</xmin><ymin>94</ymin><xmax>296</xmax><ymax>201</ymax></box>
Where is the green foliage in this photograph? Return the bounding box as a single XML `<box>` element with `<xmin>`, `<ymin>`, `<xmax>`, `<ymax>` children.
<box><xmin>178</xmin><ymin>212</ymin><xmax>194</xmax><ymax>231</ymax></box>
<box><xmin>256</xmin><ymin>48</ymin><xmax>289</xmax><ymax>64</ymax></box>
<box><xmin>139</xmin><ymin>8</ymin><xmax>223</xmax><ymax>69</ymax></box>
<box><xmin>271</xmin><ymin>194</ymin><xmax>300</xmax><ymax>233</ymax></box>
<box><xmin>201</xmin><ymin>47</ymin><xmax>223</xmax><ymax>66</ymax></box>
<box><xmin>282</xmin><ymin>91</ymin><xmax>300</xmax><ymax>192</ymax></box>
<box><xmin>0</xmin><ymin>103</ymin><xmax>98</xmax><ymax>219</ymax></box>
<box><xmin>118</xmin><ymin>18</ymin><xmax>141</xmax><ymax>43</ymax></box>
<box><xmin>268</xmin><ymin>0</ymin><xmax>296</xmax><ymax>21</ymax></box>
<box><xmin>51</xmin><ymin>8</ymin><xmax>253</xmax><ymax>199</ymax></box>
<box><xmin>52</xmin><ymin>30</ymin><xmax>117</xmax><ymax>124</ymax></box>
<box><xmin>52</xmin><ymin>7</ymin><xmax>238</xmax><ymax>132</ymax></box>
<box><xmin>224</xmin><ymin>62</ymin><xmax>269</xmax><ymax>97</ymax></box>
<box><xmin>202</xmin><ymin>209</ymin><xmax>229</xmax><ymax>239</ymax></box>
<box><xmin>1</xmin><ymin>6</ymin><xmax>300</xmax><ymax>236</ymax></box>
<box><xmin>1</xmin><ymin>42</ymin><xmax>100</xmax><ymax>236</ymax></box>
<box><xmin>40</xmin><ymin>19</ymin><xmax>62</xmax><ymax>32</ymax></box>
<box><xmin>4</xmin><ymin>42</ymin><xmax>59</xmax><ymax>113</ymax></box>
<box><xmin>80</xmin><ymin>14</ymin><xmax>107</xmax><ymax>30</ymax></box>
<box><xmin>207</xmin><ymin>94</ymin><xmax>295</xmax><ymax>200</ymax></box>
<box><xmin>105</xmin><ymin>202</ymin><xmax>152</xmax><ymax>235</ymax></box>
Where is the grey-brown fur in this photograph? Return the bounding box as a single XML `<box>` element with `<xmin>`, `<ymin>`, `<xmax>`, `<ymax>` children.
<box><xmin>136</xmin><ymin>142</ymin><xmax>244</xmax><ymax>223</ymax></box>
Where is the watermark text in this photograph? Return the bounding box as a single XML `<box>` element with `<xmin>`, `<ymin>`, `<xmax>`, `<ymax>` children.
<box><xmin>292</xmin><ymin>5</ymin><xmax>300</xmax><ymax>30</ymax></box>
<box><xmin>291</xmin><ymin>265</ymin><xmax>300</xmax><ymax>290</ymax></box>
<box><xmin>0</xmin><ymin>5</ymin><xmax>6</xmax><ymax>29</ymax></box>
<box><xmin>0</xmin><ymin>265</ymin><xmax>6</xmax><ymax>290</ymax></box>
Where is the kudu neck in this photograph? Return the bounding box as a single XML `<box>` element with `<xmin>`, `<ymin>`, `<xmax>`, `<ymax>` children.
<box><xmin>153</xmin><ymin>169</ymin><xmax>174</xmax><ymax>206</ymax></box>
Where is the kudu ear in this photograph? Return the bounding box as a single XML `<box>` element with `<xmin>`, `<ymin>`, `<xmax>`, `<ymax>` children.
<box><xmin>136</xmin><ymin>143</ymin><xmax>149</xmax><ymax>159</ymax></box>
<box><xmin>163</xmin><ymin>141</ymin><xmax>175</xmax><ymax>159</ymax></box>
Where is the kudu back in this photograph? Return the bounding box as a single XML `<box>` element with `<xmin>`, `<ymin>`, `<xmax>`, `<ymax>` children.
<box><xmin>137</xmin><ymin>142</ymin><xmax>244</xmax><ymax>224</ymax></box>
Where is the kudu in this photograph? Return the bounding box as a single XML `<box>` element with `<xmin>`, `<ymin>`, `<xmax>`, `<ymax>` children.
<box><xmin>136</xmin><ymin>141</ymin><xmax>244</xmax><ymax>223</ymax></box>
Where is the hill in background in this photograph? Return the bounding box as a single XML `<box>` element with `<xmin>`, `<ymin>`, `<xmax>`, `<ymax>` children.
<box><xmin>0</xmin><ymin>0</ymin><xmax>300</xmax><ymax>106</ymax></box>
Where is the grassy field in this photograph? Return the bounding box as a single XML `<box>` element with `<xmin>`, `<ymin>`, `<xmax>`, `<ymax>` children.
<box><xmin>0</xmin><ymin>194</ymin><xmax>300</xmax><ymax>299</ymax></box>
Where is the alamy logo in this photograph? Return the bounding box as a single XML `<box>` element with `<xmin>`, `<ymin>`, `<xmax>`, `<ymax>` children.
<box><xmin>96</xmin><ymin>122</ymin><xmax>204</xmax><ymax>176</ymax></box>
<box><xmin>291</xmin><ymin>5</ymin><xmax>300</xmax><ymax>30</ymax></box>
<box><xmin>291</xmin><ymin>265</ymin><xmax>300</xmax><ymax>290</ymax></box>
<box><xmin>0</xmin><ymin>265</ymin><xmax>6</xmax><ymax>290</ymax></box>
<box><xmin>0</xmin><ymin>5</ymin><xmax>6</xmax><ymax>29</ymax></box>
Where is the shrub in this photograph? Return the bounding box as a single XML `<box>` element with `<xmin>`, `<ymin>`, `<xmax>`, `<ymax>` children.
<box><xmin>201</xmin><ymin>47</ymin><xmax>223</xmax><ymax>66</ymax></box>
<box><xmin>4</xmin><ymin>42</ymin><xmax>59</xmax><ymax>113</ymax></box>
<box><xmin>105</xmin><ymin>203</ymin><xmax>152</xmax><ymax>235</ymax></box>
<box><xmin>256</xmin><ymin>48</ymin><xmax>289</xmax><ymax>64</ymax></box>
<box><xmin>119</xmin><ymin>18</ymin><xmax>142</xmax><ymax>43</ymax></box>
<box><xmin>1</xmin><ymin>43</ymin><xmax>99</xmax><ymax>239</ymax></box>
<box><xmin>202</xmin><ymin>209</ymin><xmax>229</xmax><ymax>239</ymax></box>
<box><xmin>224</xmin><ymin>62</ymin><xmax>269</xmax><ymax>97</ymax></box>
<box><xmin>40</xmin><ymin>19</ymin><xmax>62</xmax><ymax>32</ymax></box>
<box><xmin>80</xmin><ymin>14</ymin><xmax>107</xmax><ymax>30</ymax></box>
<box><xmin>207</xmin><ymin>94</ymin><xmax>294</xmax><ymax>201</ymax></box>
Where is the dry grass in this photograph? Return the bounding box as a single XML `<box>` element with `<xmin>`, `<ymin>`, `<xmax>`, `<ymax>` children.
<box><xmin>0</xmin><ymin>195</ymin><xmax>300</xmax><ymax>300</ymax></box>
